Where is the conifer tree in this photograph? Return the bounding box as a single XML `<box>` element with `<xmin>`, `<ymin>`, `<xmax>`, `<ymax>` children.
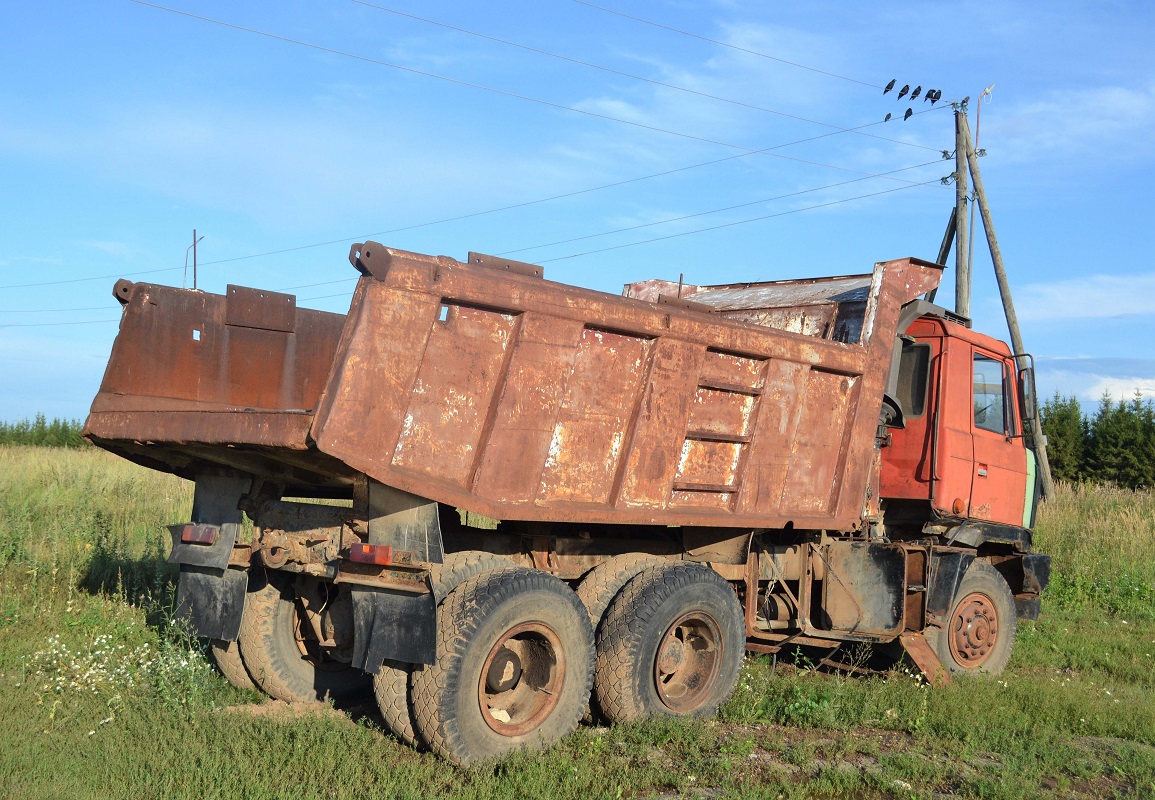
<box><xmin>1086</xmin><ymin>392</ymin><xmax>1146</xmax><ymax>488</ymax></box>
<box><xmin>1040</xmin><ymin>392</ymin><xmax>1086</xmax><ymax>483</ymax></box>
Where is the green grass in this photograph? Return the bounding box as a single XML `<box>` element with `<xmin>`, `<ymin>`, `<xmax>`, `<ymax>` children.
<box><xmin>1</xmin><ymin>448</ymin><xmax>1153</xmax><ymax>799</ymax></box>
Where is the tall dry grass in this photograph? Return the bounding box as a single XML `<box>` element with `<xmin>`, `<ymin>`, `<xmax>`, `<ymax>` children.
<box><xmin>0</xmin><ymin>446</ymin><xmax>190</xmax><ymax>598</ymax></box>
<box><xmin>1034</xmin><ymin>481</ymin><xmax>1155</xmax><ymax>617</ymax></box>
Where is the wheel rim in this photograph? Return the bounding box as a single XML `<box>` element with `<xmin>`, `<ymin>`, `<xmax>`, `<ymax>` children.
<box><xmin>948</xmin><ymin>592</ymin><xmax>1000</xmax><ymax>668</ymax></box>
<box><xmin>478</xmin><ymin>622</ymin><xmax>566</xmax><ymax>737</ymax></box>
<box><xmin>653</xmin><ymin>611</ymin><xmax>723</xmax><ymax>713</ymax></box>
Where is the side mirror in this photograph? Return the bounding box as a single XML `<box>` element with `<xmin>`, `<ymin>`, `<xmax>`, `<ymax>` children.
<box><xmin>1019</xmin><ymin>366</ymin><xmax>1038</xmax><ymax>423</ymax></box>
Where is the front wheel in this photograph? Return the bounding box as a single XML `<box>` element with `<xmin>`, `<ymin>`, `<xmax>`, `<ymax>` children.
<box><xmin>928</xmin><ymin>559</ymin><xmax>1017</xmax><ymax>675</ymax></box>
<box><xmin>410</xmin><ymin>567</ymin><xmax>594</xmax><ymax>766</ymax></box>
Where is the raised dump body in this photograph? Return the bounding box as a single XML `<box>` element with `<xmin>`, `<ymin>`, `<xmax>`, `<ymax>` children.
<box><xmin>88</xmin><ymin>243</ymin><xmax>941</xmax><ymax>529</ymax></box>
<box><xmin>84</xmin><ymin>241</ymin><xmax>1048</xmax><ymax>766</ymax></box>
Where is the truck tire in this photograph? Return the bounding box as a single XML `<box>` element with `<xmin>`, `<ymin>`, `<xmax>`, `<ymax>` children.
<box><xmin>576</xmin><ymin>553</ymin><xmax>663</xmax><ymax>632</ymax></box>
<box><xmin>210</xmin><ymin>638</ymin><xmax>259</xmax><ymax>693</ymax></box>
<box><xmin>594</xmin><ymin>561</ymin><xmax>744</xmax><ymax>724</ymax></box>
<box><xmin>373</xmin><ymin>551</ymin><xmax>514</xmax><ymax>748</ymax></box>
<box><xmin>929</xmin><ymin>559</ymin><xmax>1017</xmax><ymax>675</ymax></box>
<box><xmin>410</xmin><ymin>567</ymin><xmax>595</xmax><ymax>766</ymax></box>
<box><xmin>575</xmin><ymin>553</ymin><xmax>663</xmax><ymax>722</ymax></box>
<box><xmin>238</xmin><ymin>575</ymin><xmax>370</xmax><ymax>703</ymax></box>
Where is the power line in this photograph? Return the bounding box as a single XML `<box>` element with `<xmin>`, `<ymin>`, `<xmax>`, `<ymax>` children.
<box><xmin>499</xmin><ymin>159</ymin><xmax>942</xmax><ymax>256</ymax></box>
<box><xmin>0</xmin><ymin>306</ymin><xmax>109</xmax><ymax>314</ymax></box>
<box><xmin>7</xmin><ymin>180</ymin><xmax>941</xmax><ymax>322</ymax></box>
<box><xmin>130</xmin><ymin>2</ymin><xmax>934</xmax><ymax>175</ymax></box>
<box><xmin>541</xmin><ymin>180</ymin><xmax>941</xmax><ymax>262</ymax></box>
<box><xmin>6</xmin><ymin>5</ymin><xmax>949</xmax><ymax>295</ymax></box>
<box><xmin>351</xmin><ymin>0</ymin><xmax>937</xmax><ymax>153</ymax></box>
<box><xmin>0</xmin><ymin>107</ymin><xmax>947</xmax><ymax>293</ymax></box>
<box><xmin>2</xmin><ymin>152</ymin><xmax>947</xmax><ymax>304</ymax></box>
<box><xmin>0</xmin><ymin>318</ymin><xmax>120</xmax><ymax>328</ymax></box>
<box><xmin>570</xmin><ymin>0</ymin><xmax>881</xmax><ymax>89</ymax></box>
<box><xmin>0</xmin><ymin>265</ymin><xmax>184</xmax><ymax>290</ymax></box>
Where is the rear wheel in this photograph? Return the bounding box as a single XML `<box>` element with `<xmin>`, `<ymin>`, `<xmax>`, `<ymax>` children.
<box><xmin>929</xmin><ymin>560</ymin><xmax>1016</xmax><ymax>675</ymax></box>
<box><xmin>410</xmin><ymin>567</ymin><xmax>594</xmax><ymax>766</ymax></box>
<box><xmin>210</xmin><ymin>638</ymin><xmax>259</xmax><ymax>693</ymax></box>
<box><xmin>576</xmin><ymin>553</ymin><xmax>663</xmax><ymax>632</ymax></box>
<box><xmin>594</xmin><ymin>561</ymin><xmax>744</xmax><ymax>723</ymax></box>
<box><xmin>373</xmin><ymin>551</ymin><xmax>514</xmax><ymax>748</ymax></box>
<box><xmin>238</xmin><ymin>575</ymin><xmax>370</xmax><ymax>703</ymax></box>
<box><xmin>575</xmin><ymin>553</ymin><xmax>663</xmax><ymax>721</ymax></box>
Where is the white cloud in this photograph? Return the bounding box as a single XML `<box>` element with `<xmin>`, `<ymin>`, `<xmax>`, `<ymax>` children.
<box><xmin>1016</xmin><ymin>273</ymin><xmax>1155</xmax><ymax>322</ymax></box>
<box><xmin>987</xmin><ymin>83</ymin><xmax>1155</xmax><ymax>165</ymax></box>
<box><xmin>1084</xmin><ymin>376</ymin><xmax>1155</xmax><ymax>402</ymax></box>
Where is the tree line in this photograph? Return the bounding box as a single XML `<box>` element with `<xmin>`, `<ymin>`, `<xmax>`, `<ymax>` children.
<box><xmin>0</xmin><ymin>414</ymin><xmax>88</xmax><ymax>448</ymax></box>
<box><xmin>1041</xmin><ymin>393</ymin><xmax>1155</xmax><ymax>490</ymax></box>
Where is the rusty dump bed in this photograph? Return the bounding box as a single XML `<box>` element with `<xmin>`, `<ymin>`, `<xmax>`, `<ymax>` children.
<box><xmin>85</xmin><ymin>243</ymin><xmax>941</xmax><ymax>529</ymax></box>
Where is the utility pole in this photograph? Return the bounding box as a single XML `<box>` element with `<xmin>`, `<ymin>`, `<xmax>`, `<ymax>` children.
<box><xmin>957</xmin><ymin>112</ymin><xmax>1056</xmax><ymax>500</ymax></box>
<box><xmin>193</xmin><ymin>228</ymin><xmax>199</xmax><ymax>290</ymax></box>
<box><xmin>953</xmin><ymin>100</ymin><xmax>971</xmax><ymax>318</ymax></box>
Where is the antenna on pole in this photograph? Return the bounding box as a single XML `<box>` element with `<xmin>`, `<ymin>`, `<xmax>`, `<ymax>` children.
<box><xmin>185</xmin><ymin>230</ymin><xmax>205</xmax><ymax>291</ymax></box>
<box><xmin>184</xmin><ymin>230</ymin><xmax>205</xmax><ymax>290</ymax></box>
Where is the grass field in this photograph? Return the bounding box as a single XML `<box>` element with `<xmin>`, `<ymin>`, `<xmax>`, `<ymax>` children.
<box><xmin>1</xmin><ymin>446</ymin><xmax>1153</xmax><ymax>799</ymax></box>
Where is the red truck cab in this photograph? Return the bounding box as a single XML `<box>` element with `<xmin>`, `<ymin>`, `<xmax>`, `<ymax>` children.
<box><xmin>881</xmin><ymin>310</ymin><xmax>1037</xmax><ymax>529</ymax></box>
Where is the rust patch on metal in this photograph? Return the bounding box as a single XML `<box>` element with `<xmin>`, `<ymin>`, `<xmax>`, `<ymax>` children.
<box><xmin>87</xmin><ymin>243</ymin><xmax>943</xmax><ymax>532</ymax></box>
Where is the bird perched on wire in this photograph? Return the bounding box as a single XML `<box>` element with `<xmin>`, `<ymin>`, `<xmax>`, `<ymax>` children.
<box><xmin>897</xmin><ymin>84</ymin><xmax>910</xmax><ymax>100</ymax></box>
<box><xmin>904</xmin><ymin>107</ymin><xmax>913</xmax><ymax>121</ymax></box>
<box><xmin>928</xmin><ymin>89</ymin><xmax>942</xmax><ymax>104</ymax></box>
<box><xmin>884</xmin><ymin>79</ymin><xmax>896</xmax><ymax>94</ymax></box>
<box><xmin>910</xmin><ymin>86</ymin><xmax>922</xmax><ymax>100</ymax></box>
<box><xmin>884</xmin><ymin>112</ymin><xmax>892</xmax><ymax>122</ymax></box>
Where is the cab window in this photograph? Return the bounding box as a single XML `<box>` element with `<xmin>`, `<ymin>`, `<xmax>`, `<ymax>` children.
<box><xmin>973</xmin><ymin>354</ymin><xmax>1006</xmax><ymax>434</ymax></box>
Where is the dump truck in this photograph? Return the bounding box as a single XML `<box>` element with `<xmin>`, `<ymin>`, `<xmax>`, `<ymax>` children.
<box><xmin>84</xmin><ymin>241</ymin><xmax>1050</xmax><ymax>765</ymax></box>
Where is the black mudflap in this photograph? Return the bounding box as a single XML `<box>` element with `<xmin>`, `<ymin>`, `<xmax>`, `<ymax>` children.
<box><xmin>175</xmin><ymin>565</ymin><xmax>248</xmax><ymax>641</ymax></box>
<box><xmin>350</xmin><ymin>588</ymin><xmax>437</xmax><ymax>672</ymax></box>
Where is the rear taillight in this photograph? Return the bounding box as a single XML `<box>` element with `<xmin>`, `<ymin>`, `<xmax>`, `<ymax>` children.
<box><xmin>349</xmin><ymin>542</ymin><xmax>393</xmax><ymax>566</ymax></box>
<box><xmin>180</xmin><ymin>524</ymin><xmax>219</xmax><ymax>545</ymax></box>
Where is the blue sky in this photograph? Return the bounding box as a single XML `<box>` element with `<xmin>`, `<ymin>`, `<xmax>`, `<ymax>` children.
<box><xmin>3</xmin><ymin>0</ymin><xmax>1153</xmax><ymax>421</ymax></box>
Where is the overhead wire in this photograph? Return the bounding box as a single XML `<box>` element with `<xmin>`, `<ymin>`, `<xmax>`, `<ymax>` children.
<box><xmin>350</xmin><ymin>0</ymin><xmax>938</xmax><ymax>152</ymax></box>
<box><xmin>540</xmin><ymin>180</ymin><xmax>941</xmax><ymax>262</ymax></box>
<box><xmin>3</xmin><ymin>156</ymin><xmax>948</xmax><ymax>310</ymax></box>
<box><xmin>0</xmin><ymin>305</ymin><xmax>109</xmax><ymax>314</ymax></box>
<box><xmin>3</xmin><ymin>5</ymin><xmax>949</xmax><ymax>307</ymax></box>
<box><xmin>498</xmin><ymin>158</ymin><xmax>943</xmax><ymax>256</ymax></box>
<box><xmin>8</xmin><ymin>178</ymin><xmax>943</xmax><ymax>326</ymax></box>
<box><xmin>0</xmin><ymin>107</ymin><xmax>948</xmax><ymax>293</ymax></box>
<box><xmin>128</xmin><ymin>2</ymin><xmax>935</xmax><ymax>179</ymax></box>
<box><xmin>570</xmin><ymin>0</ymin><xmax>882</xmax><ymax>89</ymax></box>
<box><xmin>0</xmin><ymin>318</ymin><xmax>121</xmax><ymax>328</ymax></box>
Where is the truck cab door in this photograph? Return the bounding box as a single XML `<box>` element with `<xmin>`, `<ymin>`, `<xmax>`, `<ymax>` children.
<box><xmin>969</xmin><ymin>349</ymin><xmax>1028</xmax><ymax>525</ymax></box>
